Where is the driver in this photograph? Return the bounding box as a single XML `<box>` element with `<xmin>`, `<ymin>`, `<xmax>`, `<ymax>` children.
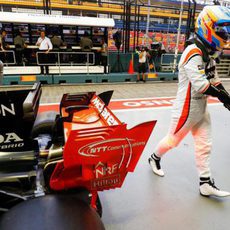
<box><xmin>148</xmin><ymin>5</ymin><xmax>230</xmax><ymax>197</ymax></box>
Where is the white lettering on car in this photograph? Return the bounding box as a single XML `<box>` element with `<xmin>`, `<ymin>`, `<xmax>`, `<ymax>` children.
<box><xmin>0</xmin><ymin>104</ymin><xmax>15</xmax><ymax>116</ymax></box>
<box><xmin>0</xmin><ymin>133</ymin><xmax>24</xmax><ymax>149</ymax></box>
<box><xmin>91</xmin><ymin>96</ymin><xmax>119</xmax><ymax>126</ymax></box>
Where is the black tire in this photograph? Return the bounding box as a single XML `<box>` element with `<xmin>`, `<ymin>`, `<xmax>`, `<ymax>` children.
<box><xmin>96</xmin><ymin>195</ymin><xmax>103</xmax><ymax>217</ymax></box>
<box><xmin>32</xmin><ymin>111</ymin><xmax>58</xmax><ymax>138</ymax></box>
<box><xmin>0</xmin><ymin>195</ymin><xmax>105</xmax><ymax>230</ymax></box>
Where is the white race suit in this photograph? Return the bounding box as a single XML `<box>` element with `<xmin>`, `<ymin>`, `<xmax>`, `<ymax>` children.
<box><xmin>154</xmin><ymin>43</ymin><xmax>221</xmax><ymax>178</ymax></box>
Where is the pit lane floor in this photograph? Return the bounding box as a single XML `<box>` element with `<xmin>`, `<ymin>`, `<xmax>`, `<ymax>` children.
<box><xmin>101</xmin><ymin>103</ymin><xmax>230</xmax><ymax>230</ymax></box>
<box><xmin>1</xmin><ymin>80</ymin><xmax>230</xmax><ymax>230</ymax></box>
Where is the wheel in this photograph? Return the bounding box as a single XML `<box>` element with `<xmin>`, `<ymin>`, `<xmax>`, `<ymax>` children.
<box><xmin>0</xmin><ymin>194</ymin><xmax>105</xmax><ymax>230</ymax></box>
<box><xmin>96</xmin><ymin>195</ymin><xmax>103</xmax><ymax>217</ymax></box>
<box><xmin>31</xmin><ymin>111</ymin><xmax>58</xmax><ymax>138</ymax></box>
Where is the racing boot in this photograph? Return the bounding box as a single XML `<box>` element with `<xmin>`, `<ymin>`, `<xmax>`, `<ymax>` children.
<box><xmin>148</xmin><ymin>153</ymin><xmax>164</xmax><ymax>177</ymax></box>
<box><xmin>199</xmin><ymin>178</ymin><xmax>230</xmax><ymax>197</ymax></box>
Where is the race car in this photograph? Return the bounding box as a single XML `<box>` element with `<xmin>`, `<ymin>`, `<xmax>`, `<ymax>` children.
<box><xmin>0</xmin><ymin>83</ymin><xmax>156</xmax><ymax>229</ymax></box>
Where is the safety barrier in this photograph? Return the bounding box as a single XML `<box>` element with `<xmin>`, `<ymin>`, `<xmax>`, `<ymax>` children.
<box><xmin>36</xmin><ymin>51</ymin><xmax>96</xmax><ymax>75</ymax></box>
<box><xmin>161</xmin><ymin>53</ymin><xmax>230</xmax><ymax>78</ymax></box>
<box><xmin>160</xmin><ymin>53</ymin><xmax>182</xmax><ymax>72</ymax></box>
<box><xmin>1</xmin><ymin>51</ymin><xmax>176</xmax><ymax>84</ymax></box>
<box><xmin>216</xmin><ymin>57</ymin><xmax>230</xmax><ymax>78</ymax></box>
<box><xmin>0</xmin><ymin>50</ymin><xmax>16</xmax><ymax>66</ymax></box>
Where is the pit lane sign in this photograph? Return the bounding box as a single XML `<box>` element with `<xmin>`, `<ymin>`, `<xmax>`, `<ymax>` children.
<box><xmin>39</xmin><ymin>96</ymin><xmax>221</xmax><ymax>113</ymax></box>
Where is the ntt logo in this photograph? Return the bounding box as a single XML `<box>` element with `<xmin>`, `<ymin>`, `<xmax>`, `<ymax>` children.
<box><xmin>78</xmin><ymin>138</ymin><xmax>132</xmax><ymax>157</ymax></box>
<box><xmin>78</xmin><ymin>138</ymin><xmax>145</xmax><ymax>157</ymax></box>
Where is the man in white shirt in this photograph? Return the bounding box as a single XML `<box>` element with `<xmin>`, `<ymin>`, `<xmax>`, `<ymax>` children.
<box><xmin>36</xmin><ymin>31</ymin><xmax>53</xmax><ymax>75</ymax></box>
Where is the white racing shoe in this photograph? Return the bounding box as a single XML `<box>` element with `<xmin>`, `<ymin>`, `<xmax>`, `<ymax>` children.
<box><xmin>200</xmin><ymin>179</ymin><xmax>230</xmax><ymax>197</ymax></box>
<box><xmin>148</xmin><ymin>154</ymin><xmax>164</xmax><ymax>177</ymax></box>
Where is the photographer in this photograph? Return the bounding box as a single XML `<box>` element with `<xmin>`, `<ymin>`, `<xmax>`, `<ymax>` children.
<box><xmin>136</xmin><ymin>46</ymin><xmax>149</xmax><ymax>82</ymax></box>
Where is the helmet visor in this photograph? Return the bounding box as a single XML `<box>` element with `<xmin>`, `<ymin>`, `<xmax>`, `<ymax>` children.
<box><xmin>215</xmin><ymin>25</ymin><xmax>230</xmax><ymax>41</ymax></box>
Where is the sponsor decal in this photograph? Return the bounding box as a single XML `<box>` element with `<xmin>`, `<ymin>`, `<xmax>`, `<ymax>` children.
<box><xmin>91</xmin><ymin>95</ymin><xmax>119</xmax><ymax>126</ymax></box>
<box><xmin>199</xmin><ymin>70</ymin><xmax>205</xmax><ymax>74</ymax></box>
<box><xmin>122</xmin><ymin>99</ymin><xmax>174</xmax><ymax>107</ymax></box>
<box><xmin>39</xmin><ymin>96</ymin><xmax>222</xmax><ymax>113</ymax></box>
<box><xmin>0</xmin><ymin>132</ymin><xmax>24</xmax><ymax>149</ymax></box>
<box><xmin>0</xmin><ymin>104</ymin><xmax>15</xmax><ymax>117</ymax></box>
<box><xmin>198</xmin><ymin>65</ymin><xmax>204</xmax><ymax>70</ymax></box>
<box><xmin>91</xmin><ymin>174</ymin><xmax>121</xmax><ymax>189</ymax></box>
<box><xmin>78</xmin><ymin>138</ymin><xmax>145</xmax><ymax>157</ymax></box>
<box><xmin>95</xmin><ymin>162</ymin><xmax>119</xmax><ymax>178</ymax></box>
<box><xmin>198</xmin><ymin>65</ymin><xmax>205</xmax><ymax>74</ymax></box>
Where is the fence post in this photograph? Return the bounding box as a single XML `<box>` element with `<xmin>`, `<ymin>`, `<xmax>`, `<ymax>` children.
<box><xmin>86</xmin><ymin>53</ymin><xmax>89</xmax><ymax>75</ymax></box>
<box><xmin>58</xmin><ymin>52</ymin><xmax>61</xmax><ymax>76</ymax></box>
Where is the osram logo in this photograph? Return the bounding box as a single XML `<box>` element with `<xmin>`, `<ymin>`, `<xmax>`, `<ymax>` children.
<box><xmin>78</xmin><ymin>138</ymin><xmax>133</xmax><ymax>157</ymax></box>
<box><xmin>0</xmin><ymin>104</ymin><xmax>16</xmax><ymax>117</ymax></box>
<box><xmin>122</xmin><ymin>99</ymin><xmax>174</xmax><ymax>107</ymax></box>
<box><xmin>91</xmin><ymin>96</ymin><xmax>118</xmax><ymax>126</ymax></box>
<box><xmin>0</xmin><ymin>132</ymin><xmax>24</xmax><ymax>149</ymax></box>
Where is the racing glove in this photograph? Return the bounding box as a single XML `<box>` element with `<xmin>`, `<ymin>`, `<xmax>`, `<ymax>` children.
<box><xmin>203</xmin><ymin>84</ymin><xmax>230</xmax><ymax>106</ymax></box>
<box><xmin>224</xmin><ymin>103</ymin><xmax>230</xmax><ymax>111</ymax></box>
<box><xmin>216</xmin><ymin>84</ymin><xmax>230</xmax><ymax>111</ymax></box>
<box><xmin>216</xmin><ymin>83</ymin><xmax>230</xmax><ymax>95</ymax></box>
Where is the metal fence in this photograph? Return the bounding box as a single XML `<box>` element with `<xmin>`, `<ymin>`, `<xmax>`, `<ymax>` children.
<box><xmin>36</xmin><ymin>51</ymin><xmax>95</xmax><ymax>65</ymax></box>
<box><xmin>161</xmin><ymin>53</ymin><xmax>182</xmax><ymax>66</ymax></box>
<box><xmin>36</xmin><ymin>51</ymin><xmax>95</xmax><ymax>75</ymax></box>
<box><xmin>0</xmin><ymin>50</ymin><xmax>96</xmax><ymax>74</ymax></box>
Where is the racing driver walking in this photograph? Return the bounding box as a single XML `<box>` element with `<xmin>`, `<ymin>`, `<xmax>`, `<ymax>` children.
<box><xmin>149</xmin><ymin>5</ymin><xmax>230</xmax><ymax>197</ymax></box>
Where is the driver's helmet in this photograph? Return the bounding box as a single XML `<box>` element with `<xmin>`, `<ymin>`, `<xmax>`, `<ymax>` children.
<box><xmin>196</xmin><ymin>5</ymin><xmax>230</xmax><ymax>51</ymax></box>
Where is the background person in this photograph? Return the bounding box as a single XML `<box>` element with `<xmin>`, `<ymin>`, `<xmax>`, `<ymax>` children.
<box><xmin>51</xmin><ymin>31</ymin><xmax>65</xmax><ymax>64</ymax></box>
<box><xmin>148</xmin><ymin>5</ymin><xmax>230</xmax><ymax>197</ymax></box>
<box><xmin>0</xmin><ymin>60</ymin><xmax>3</xmax><ymax>85</ymax></box>
<box><xmin>80</xmin><ymin>31</ymin><xmax>93</xmax><ymax>52</ymax></box>
<box><xmin>0</xmin><ymin>30</ymin><xmax>8</xmax><ymax>51</ymax></box>
<box><xmin>136</xmin><ymin>46</ymin><xmax>149</xmax><ymax>82</ymax></box>
<box><xmin>0</xmin><ymin>30</ymin><xmax>10</xmax><ymax>63</ymax></box>
<box><xmin>36</xmin><ymin>31</ymin><xmax>53</xmax><ymax>75</ymax></box>
<box><xmin>99</xmin><ymin>38</ymin><xmax>108</xmax><ymax>74</ymax></box>
<box><xmin>51</xmin><ymin>32</ymin><xmax>64</xmax><ymax>49</ymax></box>
<box><xmin>14</xmin><ymin>30</ymin><xmax>27</xmax><ymax>65</ymax></box>
<box><xmin>79</xmin><ymin>31</ymin><xmax>93</xmax><ymax>64</ymax></box>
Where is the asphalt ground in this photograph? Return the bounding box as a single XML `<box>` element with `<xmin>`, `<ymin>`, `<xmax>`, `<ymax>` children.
<box><xmin>1</xmin><ymin>80</ymin><xmax>230</xmax><ymax>229</ymax></box>
<box><xmin>1</xmin><ymin>79</ymin><xmax>230</xmax><ymax>103</ymax></box>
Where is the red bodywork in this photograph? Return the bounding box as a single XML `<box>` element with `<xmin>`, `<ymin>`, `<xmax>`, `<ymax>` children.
<box><xmin>49</xmin><ymin>92</ymin><xmax>156</xmax><ymax>208</ymax></box>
